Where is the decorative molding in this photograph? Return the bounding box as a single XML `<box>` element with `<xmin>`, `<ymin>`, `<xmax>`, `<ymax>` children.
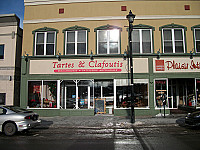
<box><xmin>159</xmin><ymin>23</ymin><xmax>187</xmax><ymax>31</ymax></box>
<box><xmin>24</xmin><ymin>0</ymin><xmax>123</xmax><ymax>6</ymax></box>
<box><xmin>24</xmin><ymin>15</ymin><xmax>200</xmax><ymax>24</ymax></box>
<box><xmin>62</xmin><ymin>25</ymin><xmax>90</xmax><ymax>32</ymax></box>
<box><xmin>94</xmin><ymin>24</ymin><xmax>122</xmax><ymax>32</ymax></box>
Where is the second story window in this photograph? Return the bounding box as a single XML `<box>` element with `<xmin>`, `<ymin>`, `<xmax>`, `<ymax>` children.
<box><xmin>95</xmin><ymin>25</ymin><xmax>121</xmax><ymax>55</ymax></box>
<box><xmin>192</xmin><ymin>25</ymin><xmax>200</xmax><ymax>53</ymax></box>
<box><xmin>131</xmin><ymin>24</ymin><xmax>154</xmax><ymax>53</ymax></box>
<box><xmin>160</xmin><ymin>24</ymin><xmax>187</xmax><ymax>53</ymax></box>
<box><xmin>0</xmin><ymin>44</ymin><xmax>4</xmax><ymax>59</ymax></box>
<box><xmin>63</xmin><ymin>26</ymin><xmax>90</xmax><ymax>55</ymax></box>
<box><xmin>33</xmin><ymin>27</ymin><xmax>58</xmax><ymax>56</ymax></box>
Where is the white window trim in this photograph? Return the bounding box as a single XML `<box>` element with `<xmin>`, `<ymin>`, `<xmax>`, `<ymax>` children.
<box><xmin>194</xmin><ymin>28</ymin><xmax>200</xmax><ymax>53</ymax></box>
<box><xmin>162</xmin><ymin>28</ymin><xmax>185</xmax><ymax>53</ymax></box>
<box><xmin>65</xmin><ymin>30</ymin><xmax>87</xmax><ymax>55</ymax></box>
<box><xmin>27</xmin><ymin>80</ymin><xmax>60</xmax><ymax>109</ymax></box>
<box><xmin>97</xmin><ymin>29</ymin><xmax>120</xmax><ymax>55</ymax></box>
<box><xmin>34</xmin><ymin>31</ymin><xmax>56</xmax><ymax>56</ymax></box>
<box><xmin>132</xmin><ymin>29</ymin><xmax>153</xmax><ymax>54</ymax></box>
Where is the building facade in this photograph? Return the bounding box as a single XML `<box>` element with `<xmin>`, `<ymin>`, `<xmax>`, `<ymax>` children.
<box><xmin>22</xmin><ymin>0</ymin><xmax>200</xmax><ymax>116</ymax></box>
<box><xmin>0</xmin><ymin>14</ymin><xmax>23</xmax><ymax>106</ymax></box>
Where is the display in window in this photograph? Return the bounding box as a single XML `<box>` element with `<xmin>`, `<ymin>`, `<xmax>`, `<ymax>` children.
<box><xmin>116</xmin><ymin>79</ymin><xmax>148</xmax><ymax>108</ymax></box>
<box><xmin>155</xmin><ymin>80</ymin><xmax>167</xmax><ymax>107</ymax></box>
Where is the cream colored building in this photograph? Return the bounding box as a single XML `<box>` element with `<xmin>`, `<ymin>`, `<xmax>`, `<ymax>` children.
<box><xmin>22</xmin><ymin>0</ymin><xmax>200</xmax><ymax>116</ymax></box>
<box><xmin>0</xmin><ymin>14</ymin><xmax>23</xmax><ymax>106</ymax></box>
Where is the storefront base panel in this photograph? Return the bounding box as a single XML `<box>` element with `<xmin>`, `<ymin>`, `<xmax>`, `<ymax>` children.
<box><xmin>29</xmin><ymin>109</ymin><xmax>61</xmax><ymax>117</ymax></box>
<box><xmin>60</xmin><ymin>109</ymin><xmax>94</xmax><ymax>116</ymax></box>
<box><xmin>114</xmin><ymin>109</ymin><xmax>170</xmax><ymax>117</ymax></box>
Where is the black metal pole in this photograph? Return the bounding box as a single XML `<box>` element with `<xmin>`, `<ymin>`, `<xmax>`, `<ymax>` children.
<box><xmin>128</xmin><ymin>21</ymin><xmax>135</xmax><ymax>123</ymax></box>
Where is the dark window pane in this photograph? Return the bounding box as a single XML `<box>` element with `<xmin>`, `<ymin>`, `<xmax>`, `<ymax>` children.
<box><xmin>143</xmin><ymin>42</ymin><xmax>151</xmax><ymax>53</ymax></box>
<box><xmin>163</xmin><ymin>30</ymin><xmax>172</xmax><ymax>40</ymax></box>
<box><xmin>132</xmin><ymin>30</ymin><xmax>139</xmax><ymax>42</ymax></box>
<box><xmin>0</xmin><ymin>45</ymin><xmax>4</xmax><ymax>59</ymax></box>
<box><xmin>109</xmin><ymin>43</ymin><xmax>118</xmax><ymax>54</ymax></box>
<box><xmin>196</xmin><ymin>41</ymin><xmax>200</xmax><ymax>52</ymax></box>
<box><xmin>66</xmin><ymin>43</ymin><xmax>75</xmax><ymax>54</ymax></box>
<box><xmin>164</xmin><ymin>41</ymin><xmax>173</xmax><ymax>53</ymax></box>
<box><xmin>77</xmin><ymin>31</ymin><xmax>86</xmax><ymax>42</ymax></box>
<box><xmin>36</xmin><ymin>33</ymin><xmax>44</xmax><ymax>43</ymax></box>
<box><xmin>46</xmin><ymin>44</ymin><xmax>54</xmax><ymax>55</ymax></box>
<box><xmin>67</xmin><ymin>32</ymin><xmax>75</xmax><ymax>42</ymax></box>
<box><xmin>77</xmin><ymin>43</ymin><xmax>86</xmax><ymax>54</ymax></box>
<box><xmin>0</xmin><ymin>93</ymin><xmax>6</xmax><ymax>105</ymax></box>
<box><xmin>132</xmin><ymin>42</ymin><xmax>140</xmax><ymax>53</ymax></box>
<box><xmin>174</xmin><ymin>29</ymin><xmax>183</xmax><ymax>40</ymax></box>
<box><xmin>47</xmin><ymin>32</ymin><xmax>55</xmax><ymax>43</ymax></box>
<box><xmin>98</xmin><ymin>42</ymin><xmax>107</xmax><ymax>54</ymax></box>
<box><xmin>36</xmin><ymin>44</ymin><xmax>44</xmax><ymax>55</ymax></box>
<box><xmin>196</xmin><ymin>29</ymin><xmax>200</xmax><ymax>40</ymax></box>
<box><xmin>175</xmin><ymin>41</ymin><xmax>184</xmax><ymax>53</ymax></box>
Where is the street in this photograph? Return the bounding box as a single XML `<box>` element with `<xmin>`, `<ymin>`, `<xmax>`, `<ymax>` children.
<box><xmin>0</xmin><ymin>116</ymin><xmax>200</xmax><ymax>150</ymax></box>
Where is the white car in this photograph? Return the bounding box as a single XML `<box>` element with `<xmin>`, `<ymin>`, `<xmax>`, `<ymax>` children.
<box><xmin>0</xmin><ymin>106</ymin><xmax>41</xmax><ymax>136</ymax></box>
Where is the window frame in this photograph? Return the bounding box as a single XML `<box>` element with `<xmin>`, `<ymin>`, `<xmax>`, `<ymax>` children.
<box><xmin>162</xmin><ymin>28</ymin><xmax>186</xmax><ymax>53</ymax></box>
<box><xmin>96</xmin><ymin>29</ymin><xmax>120</xmax><ymax>54</ymax></box>
<box><xmin>32</xmin><ymin>27</ymin><xmax>58</xmax><ymax>56</ymax></box>
<box><xmin>193</xmin><ymin>28</ymin><xmax>200</xmax><ymax>53</ymax></box>
<box><xmin>94</xmin><ymin>25</ymin><xmax>122</xmax><ymax>55</ymax></box>
<box><xmin>131</xmin><ymin>29</ymin><xmax>153</xmax><ymax>54</ymax></box>
<box><xmin>63</xmin><ymin>26</ymin><xmax>90</xmax><ymax>55</ymax></box>
<box><xmin>27</xmin><ymin>80</ymin><xmax>60</xmax><ymax>109</ymax></box>
<box><xmin>160</xmin><ymin>24</ymin><xmax>187</xmax><ymax>54</ymax></box>
<box><xmin>64</xmin><ymin>30</ymin><xmax>87</xmax><ymax>55</ymax></box>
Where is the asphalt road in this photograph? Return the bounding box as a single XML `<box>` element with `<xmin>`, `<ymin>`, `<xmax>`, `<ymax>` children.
<box><xmin>0</xmin><ymin>118</ymin><xmax>200</xmax><ymax>150</ymax></box>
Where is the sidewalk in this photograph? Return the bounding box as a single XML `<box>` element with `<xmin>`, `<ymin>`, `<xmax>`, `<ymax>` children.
<box><xmin>39</xmin><ymin>113</ymin><xmax>186</xmax><ymax>129</ymax></box>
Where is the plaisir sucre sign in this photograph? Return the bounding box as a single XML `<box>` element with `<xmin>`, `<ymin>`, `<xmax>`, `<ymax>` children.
<box><xmin>154</xmin><ymin>58</ymin><xmax>200</xmax><ymax>73</ymax></box>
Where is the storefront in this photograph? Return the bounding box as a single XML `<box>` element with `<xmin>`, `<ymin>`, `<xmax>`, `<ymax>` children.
<box><xmin>154</xmin><ymin>57</ymin><xmax>200</xmax><ymax>110</ymax></box>
<box><xmin>20</xmin><ymin>55</ymin><xmax>200</xmax><ymax>116</ymax></box>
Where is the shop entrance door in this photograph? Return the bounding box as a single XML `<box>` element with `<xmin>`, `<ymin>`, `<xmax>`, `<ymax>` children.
<box><xmin>60</xmin><ymin>80</ymin><xmax>94</xmax><ymax>109</ymax></box>
<box><xmin>168</xmin><ymin>79</ymin><xmax>195</xmax><ymax>108</ymax></box>
<box><xmin>94</xmin><ymin>80</ymin><xmax>114</xmax><ymax>114</ymax></box>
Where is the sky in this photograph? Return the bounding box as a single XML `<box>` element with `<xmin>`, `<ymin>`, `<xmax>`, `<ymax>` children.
<box><xmin>0</xmin><ymin>0</ymin><xmax>24</xmax><ymax>28</ymax></box>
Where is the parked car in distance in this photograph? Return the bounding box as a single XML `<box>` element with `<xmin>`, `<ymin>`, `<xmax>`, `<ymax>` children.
<box><xmin>185</xmin><ymin>111</ymin><xmax>200</xmax><ymax>127</ymax></box>
<box><xmin>0</xmin><ymin>106</ymin><xmax>41</xmax><ymax>136</ymax></box>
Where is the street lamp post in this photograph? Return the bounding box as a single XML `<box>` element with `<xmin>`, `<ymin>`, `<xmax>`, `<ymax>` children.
<box><xmin>126</xmin><ymin>10</ymin><xmax>136</xmax><ymax>123</ymax></box>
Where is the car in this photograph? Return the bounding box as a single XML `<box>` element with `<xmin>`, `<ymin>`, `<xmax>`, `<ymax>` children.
<box><xmin>0</xmin><ymin>106</ymin><xmax>41</xmax><ymax>136</ymax></box>
<box><xmin>185</xmin><ymin>111</ymin><xmax>200</xmax><ymax>127</ymax></box>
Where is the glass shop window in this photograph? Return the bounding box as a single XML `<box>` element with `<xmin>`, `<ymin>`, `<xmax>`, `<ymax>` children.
<box><xmin>28</xmin><ymin>81</ymin><xmax>42</xmax><ymax>108</ymax></box>
<box><xmin>155</xmin><ymin>79</ymin><xmax>167</xmax><ymax>107</ymax></box>
<box><xmin>43</xmin><ymin>81</ymin><xmax>57</xmax><ymax>108</ymax></box>
<box><xmin>28</xmin><ymin>81</ymin><xmax>57</xmax><ymax>108</ymax></box>
<box><xmin>116</xmin><ymin>79</ymin><xmax>148</xmax><ymax>108</ymax></box>
<box><xmin>196</xmin><ymin>79</ymin><xmax>200</xmax><ymax>107</ymax></box>
<box><xmin>0</xmin><ymin>93</ymin><xmax>6</xmax><ymax>105</ymax></box>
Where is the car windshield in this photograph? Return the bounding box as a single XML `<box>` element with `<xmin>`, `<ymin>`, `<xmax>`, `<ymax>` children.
<box><xmin>4</xmin><ymin>106</ymin><xmax>33</xmax><ymax>113</ymax></box>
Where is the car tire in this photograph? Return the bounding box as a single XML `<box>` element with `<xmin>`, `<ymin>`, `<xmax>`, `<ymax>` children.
<box><xmin>4</xmin><ymin>122</ymin><xmax>17</xmax><ymax>136</ymax></box>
